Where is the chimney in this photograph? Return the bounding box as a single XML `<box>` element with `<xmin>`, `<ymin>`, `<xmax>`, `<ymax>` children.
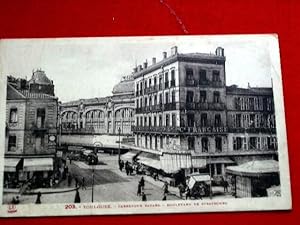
<box><xmin>138</xmin><ymin>65</ymin><xmax>143</xmax><ymax>72</ymax></box>
<box><xmin>143</xmin><ymin>61</ymin><xmax>148</xmax><ymax>69</ymax></box>
<box><xmin>163</xmin><ymin>51</ymin><xmax>167</xmax><ymax>59</ymax></box>
<box><xmin>171</xmin><ymin>46</ymin><xmax>178</xmax><ymax>55</ymax></box>
<box><xmin>215</xmin><ymin>47</ymin><xmax>224</xmax><ymax>57</ymax></box>
<box><xmin>133</xmin><ymin>67</ymin><xmax>138</xmax><ymax>73</ymax></box>
<box><xmin>152</xmin><ymin>57</ymin><xmax>156</xmax><ymax>65</ymax></box>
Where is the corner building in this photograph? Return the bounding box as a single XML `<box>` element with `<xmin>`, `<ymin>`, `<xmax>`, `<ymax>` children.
<box><xmin>132</xmin><ymin>47</ymin><xmax>277</xmax><ymax>176</ymax></box>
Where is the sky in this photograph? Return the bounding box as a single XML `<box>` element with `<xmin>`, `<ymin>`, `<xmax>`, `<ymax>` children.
<box><xmin>0</xmin><ymin>35</ymin><xmax>277</xmax><ymax>102</ymax></box>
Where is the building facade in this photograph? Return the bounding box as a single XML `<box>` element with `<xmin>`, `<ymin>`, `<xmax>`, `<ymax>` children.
<box><xmin>4</xmin><ymin>70</ymin><xmax>58</xmax><ymax>187</ymax></box>
<box><xmin>59</xmin><ymin>76</ymin><xmax>135</xmax><ymax>148</ymax></box>
<box><xmin>131</xmin><ymin>47</ymin><xmax>277</xmax><ymax>176</ymax></box>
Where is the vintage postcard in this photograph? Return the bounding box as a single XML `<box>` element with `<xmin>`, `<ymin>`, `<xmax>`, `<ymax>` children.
<box><xmin>0</xmin><ymin>35</ymin><xmax>291</xmax><ymax>217</ymax></box>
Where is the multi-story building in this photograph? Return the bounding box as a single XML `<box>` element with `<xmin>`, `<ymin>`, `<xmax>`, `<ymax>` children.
<box><xmin>131</xmin><ymin>46</ymin><xmax>277</xmax><ymax>177</ymax></box>
<box><xmin>4</xmin><ymin>70</ymin><xmax>58</xmax><ymax>187</ymax></box>
<box><xmin>59</xmin><ymin>76</ymin><xmax>135</xmax><ymax>148</ymax></box>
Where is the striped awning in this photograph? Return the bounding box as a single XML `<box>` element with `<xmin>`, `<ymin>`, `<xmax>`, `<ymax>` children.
<box><xmin>4</xmin><ymin>158</ymin><xmax>21</xmax><ymax>172</ymax></box>
<box><xmin>23</xmin><ymin>158</ymin><xmax>53</xmax><ymax>172</ymax></box>
<box><xmin>120</xmin><ymin>150</ymin><xmax>140</xmax><ymax>163</ymax></box>
<box><xmin>137</xmin><ymin>152</ymin><xmax>161</xmax><ymax>170</ymax></box>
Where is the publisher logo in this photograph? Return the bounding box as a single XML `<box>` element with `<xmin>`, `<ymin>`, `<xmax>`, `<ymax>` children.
<box><xmin>7</xmin><ymin>204</ymin><xmax>17</xmax><ymax>213</ymax></box>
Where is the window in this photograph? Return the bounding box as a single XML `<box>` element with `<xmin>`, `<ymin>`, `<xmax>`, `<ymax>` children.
<box><xmin>145</xmin><ymin>135</ymin><xmax>148</xmax><ymax>148</ymax></box>
<box><xmin>165</xmin><ymin>72</ymin><xmax>169</xmax><ymax>88</ymax></box>
<box><xmin>233</xmin><ymin>137</ymin><xmax>243</xmax><ymax>150</ymax></box>
<box><xmin>136</xmin><ymin>99</ymin><xmax>139</xmax><ymax>108</ymax></box>
<box><xmin>155</xmin><ymin>136</ymin><xmax>158</xmax><ymax>149</ymax></box>
<box><xmin>188</xmin><ymin>136</ymin><xmax>195</xmax><ymax>150</ymax></box>
<box><xmin>165</xmin><ymin>114</ymin><xmax>170</xmax><ymax>127</ymax></box>
<box><xmin>186</xmin><ymin>68</ymin><xmax>194</xmax><ymax>86</ymax></box>
<box><xmin>213</xmin><ymin>91</ymin><xmax>220</xmax><ymax>103</ymax></box>
<box><xmin>149</xmin><ymin>117</ymin><xmax>152</xmax><ymax>127</ymax></box>
<box><xmin>171</xmin><ymin>70</ymin><xmax>175</xmax><ymax>87</ymax></box>
<box><xmin>187</xmin><ymin>114</ymin><xmax>195</xmax><ymax>127</ymax></box>
<box><xmin>36</xmin><ymin>108</ymin><xmax>46</xmax><ymax>128</ymax></box>
<box><xmin>160</xmin><ymin>135</ymin><xmax>163</xmax><ymax>148</ymax></box>
<box><xmin>149</xmin><ymin>78</ymin><xmax>152</xmax><ymax>87</ymax></box>
<box><xmin>159</xmin><ymin>75</ymin><xmax>163</xmax><ymax>90</ymax></box>
<box><xmin>144</xmin><ymin>116</ymin><xmax>147</xmax><ymax>126</ymax></box>
<box><xmin>159</xmin><ymin>115</ymin><xmax>162</xmax><ymax>126</ymax></box>
<box><xmin>136</xmin><ymin>83</ymin><xmax>139</xmax><ymax>92</ymax></box>
<box><xmin>215</xmin><ymin>114</ymin><xmax>221</xmax><ymax>127</ymax></box>
<box><xmin>172</xmin><ymin>114</ymin><xmax>176</xmax><ymax>127</ymax></box>
<box><xmin>154</xmin><ymin>116</ymin><xmax>157</xmax><ymax>127</ymax></box>
<box><xmin>215</xmin><ymin>137</ymin><xmax>222</xmax><ymax>152</ymax></box>
<box><xmin>200</xmin><ymin>113</ymin><xmax>207</xmax><ymax>127</ymax></box>
<box><xmin>186</xmin><ymin>68</ymin><xmax>193</xmax><ymax>79</ymax></box>
<box><xmin>200</xmin><ymin>91</ymin><xmax>206</xmax><ymax>103</ymax></box>
<box><xmin>171</xmin><ymin>90</ymin><xmax>175</xmax><ymax>103</ymax></box>
<box><xmin>154</xmin><ymin>94</ymin><xmax>157</xmax><ymax>105</ymax></box>
<box><xmin>236</xmin><ymin>114</ymin><xmax>241</xmax><ymax>128</ymax></box>
<box><xmin>201</xmin><ymin>137</ymin><xmax>208</xmax><ymax>152</ymax></box>
<box><xmin>165</xmin><ymin>92</ymin><xmax>169</xmax><ymax>104</ymax></box>
<box><xmin>267</xmin><ymin>137</ymin><xmax>276</xmax><ymax>150</ymax></box>
<box><xmin>8</xmin><ymin>135</ymin><xmax>17</xmax><ymax>151</ymax></box>
<box><xmin>159</xmin><ymin>93</ymin><xmax>163</xmax><ymax>105</ymax></box>
<box><xmin>149</xmin><ymin>96</ymin><xmax>152</xmax><ymax>106</ymax></box>
<box><xmin>186</xmin><ymin>91</ymin><xmax>194</xmax><ymax>103</ymax></box>
<box><xmin>212</xmin><ymin>70</ymin><xmax>220</xmax><ymax>82</ymax></box>
<box><xmin>199</xmin><ymin>69</ymin><xmax>207</xmax><ymax>84</ymax></box>
<box><xmin>140</xmin><ymin>98</ymin><xmax>143</xmax><ymax>108</ymax></box>
<box><xmin>249</xmin><ymin>137</ymin><xmax>257</xmax><ymax>150</ymax></box>
<box><xmin>250</xmin><ymin>114</ymin><xmax>255</xmax><ymax>128</ymax></box>
<box><xmin>154</xmin><ymin>77</ymin><xmax>157</xmax><ymax>86</ymax></box>
<box><xmin>9</xmin><ymin>108</ymin><xmax>18</xmax><ymax>123</ymax></box>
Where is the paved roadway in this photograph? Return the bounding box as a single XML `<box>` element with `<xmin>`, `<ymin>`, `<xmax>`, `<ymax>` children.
<box><xmin>3</xmin><ymin>153</ymin><xmax>181</xmax><ymax>204</ymax></box>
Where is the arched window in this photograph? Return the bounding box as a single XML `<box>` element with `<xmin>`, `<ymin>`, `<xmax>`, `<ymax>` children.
<box><xmin>202</xmin><ymin>137</ymin><xmax>209</xmax><ymax>152</ymax></box>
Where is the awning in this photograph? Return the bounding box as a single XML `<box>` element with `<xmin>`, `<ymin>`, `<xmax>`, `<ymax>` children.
<box><xmin>4</xmin><ymin>158</ymin><xmax>21</xmax><ymax>172</ymax></box>
<box><xmin>226</xmin><ymin>160</ymin><xmax>279</xmax><ymax>177</ymax></box>
<box><xmin>137</xmin><ymin>152</ymin><xmax>161</xmax><ymax>170</ymax></box>
<box><xmin>120</xmin><ymin>150</ymin><xmax>140</xmax><ymax>163</ymax></box>
<box><xmin>188</xmin><ymin>174</ymin><xmax>211</xmax><ymax>189</ymax></box>
<box><xmin>208</xmin><ymin>157</ymin><xmax>235</xmax><ymax>164</ymax></box>
<box><xmin>23</xmin><ymin>158</ymin><xmax>53</xmax><ymax>172</ymax></box>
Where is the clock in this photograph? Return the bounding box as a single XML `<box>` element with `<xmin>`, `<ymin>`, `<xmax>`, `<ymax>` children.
<box><xmin>49</xmin><ymin>135</ymin><xmax>56</xmax><ymax>142</ymax></box>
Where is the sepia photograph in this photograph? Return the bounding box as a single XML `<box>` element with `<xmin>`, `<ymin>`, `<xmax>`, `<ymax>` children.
<box><xmin>0</xmin><ymin>35</ymin><xmax>291</xmax><ymax>217</ymax></box>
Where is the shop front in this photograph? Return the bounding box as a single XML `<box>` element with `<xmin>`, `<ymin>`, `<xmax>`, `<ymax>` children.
<box><xmin>226</xmin><ymin>159</ymin><xmax>280</xmax><ymax>198</ymax></box>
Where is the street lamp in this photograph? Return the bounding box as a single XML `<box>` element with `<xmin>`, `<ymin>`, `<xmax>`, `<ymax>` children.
<box><xmin>118</xmin><ymin>127</ymin><xmax>121</xmax><ymax>161</ymax></box>
<box><xmin>91</xmin><ymin>166</ymin><xmax>95</xmax><ymax>203</ymax></box>
<box><xmin>209</xmin><ymin>153</ymin><xmax>213</xmax><ymax>199</ymax></box>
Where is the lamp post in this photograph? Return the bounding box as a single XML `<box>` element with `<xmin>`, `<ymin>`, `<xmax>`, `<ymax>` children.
<box><xmin>91</xmin><ymin>166</ymin><xmax>95</xmax><ymax>203</ymax></box>
<box><xmin>209</xmin><ymin>153</ymin><xmax>213</xmax><ymax>199</ymax></box>
<box><xmin>118</xmin><ymin>127</ymin><xmax>121</xmax><ymax>161</ymax></box>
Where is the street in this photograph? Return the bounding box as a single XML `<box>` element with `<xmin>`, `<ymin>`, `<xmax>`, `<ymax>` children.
<box><xmin>3</xmin><ymin>153</ymin><xmax>181</xmax><ymax>204</ymax></box>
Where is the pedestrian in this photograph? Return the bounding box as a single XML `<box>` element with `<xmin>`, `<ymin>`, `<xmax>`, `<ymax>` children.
<box><xmin>69</xmin><ymin>158</ymin><xmax>72</xmax><ymax>164</ymax></box>
<box><xmin>186</xmin><ymin>187</ymin><xmax>191</xmax><ymax>200</ymax></box>
<box><xmin>199</xmin><ymin>183</ymin><xmax>205</xmax><ymax>200</ymax></box>
<box><xmin>163</xmin><ymin>181</ymin><xmax>169</xmax><ymax>195</ymax></box>
<box><xmin>223</xmin><ymin>178</ymin><xmax>229</xmax><ymax>193</ymax></box>
<box><xmin>137</xmin><ymin>182</ymin><xmax>142</xmax><ymax>196</ymax></box>
<box><xmin>35</xmin><ymin>192</ymin><xmax>42</xmax><ymax>204</ymax></box>
<box><xmin>125</xmin><ymin>164</ymin><xmax>129</xmax><ymax>176</ymax></box>
<box><xmin>178</xmin><ymin>183</ymin><xmax>184</xmax><ymax>198</ymax></box>
<box><xmin>162</xmin><ymin>195</ymin><xmax>167</xmax><ymax>201</ymax></box>
<box><xmin>142</xmin><ymin>192</ymin><xmax>147</xmax><ymax>201</ymax></box>
<box><xmin>140</xmin><ymin>176</ymin><xmax>145</xmax><ymax>190</ymax></box>
<box><xmin>74</xmin><ymin>189</ymin><xmax>81</xmax><ymax>203</ymax></box>
<box><xmin>81</xmin><ymin>177</ymin><xmax>86</xmax><ymax>190</ymax></box>
<box><xmin>75</xmin><ymin>177</ymin><xmax>78</xmax><ymax>188</ymax></box>
<box><xmin>68</xmin><ymin>173</ymin><xmax>72</xmax><ymax>187</ymax></box>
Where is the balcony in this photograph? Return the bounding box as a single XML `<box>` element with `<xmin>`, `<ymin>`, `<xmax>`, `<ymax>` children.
<box><xmin>165</xmin><ymin>82</ymin><xmax>169</xmax><ymax>89</ymax></box>
<box><xmin>186</xmin><ymin>102</ymin><xmax>196</xmax><ymax>110</ymax></box>
<box><xmin>186</xmin><ymin>79</ymin><xmax>195</xmax><ymax>87</ymax></box>
<box><xmin>211</xmin><ymin>81</ymin><xmax>223</xmax><ymax>87</ymax></box>
<box><xmin>164</xmin><ymin>103</ymin><xmax>177</xmax><ymax>111</ymax></box>
<box><xmin>132</xmin><ymin>125</ymin><xmax>228</xmax><ymax>134</ymax></box>
<box><xmin>144</xmin><ymin>86</ymin><xmax>158</xmax><ymax>94</ymax></box>
<box><xmin>170</xmin><ymin>80</ymin><xmax>176</xmax><ymax>87</ymax></box>
<box><xmin>197</xmin><ymin>102</ymin><xmax>226</xmax><ymax>110</ymax></box>
<box><xmin>228</xmin><ymin>127</ymin><xmax>276</xmax><ymax>134</ymax></box>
